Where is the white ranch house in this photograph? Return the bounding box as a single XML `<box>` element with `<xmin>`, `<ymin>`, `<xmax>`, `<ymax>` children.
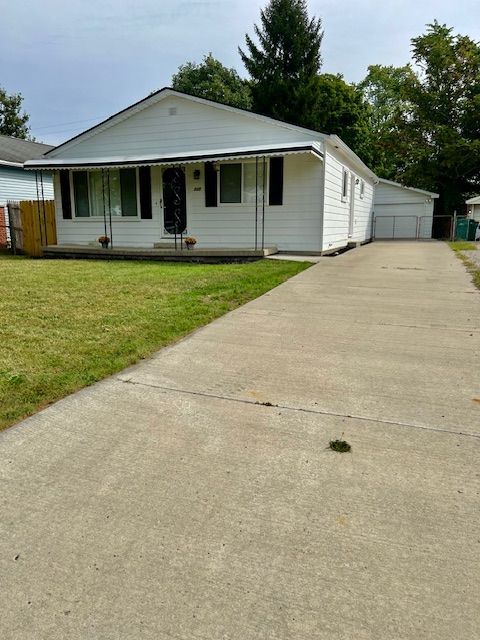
<box><xmin>25</xmin><ymin>88</ymin><xmax>378</xmax><ymax>255</ymax></box>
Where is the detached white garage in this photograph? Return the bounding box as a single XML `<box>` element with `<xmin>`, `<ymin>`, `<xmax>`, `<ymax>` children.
<box><xmin>374</xmin><ymin>178</ymin><xmax>439</xmax><ymax>239</ymax></box>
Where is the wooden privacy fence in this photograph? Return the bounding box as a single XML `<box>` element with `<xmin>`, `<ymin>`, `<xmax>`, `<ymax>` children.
<box><xmin>7</xmin><ymin>200</ymin><xmax>57</xmax><ymax>257</ymax></box>
<box><xmin>0</xmin><ymin>206</ymin><xmax>7</xmax><ymax>248</ymax></box>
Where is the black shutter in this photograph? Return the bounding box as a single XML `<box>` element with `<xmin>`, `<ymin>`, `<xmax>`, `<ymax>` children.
<box><xmin>139</xmin><ymin>166</ymin><xmax>152</xmax><ymax>219</ymax></box>
<box><xmin>205</xmin><ymin>162</ymin><xmax>217</xmax><ymax>207</ymax></box>
<box><xmin>269</xmin><ymin>157</ymin><xmax>284</xmax><ymax>206</ymax></box>
<box><xmin>120</xmin><ymin>168</ymin><xmax>137</xmax><ymax>217</ymax></box>
<box><xmin>59</xmin><ymin>170</ymin><xmax>72</xmax><ymax>219</ymax></box>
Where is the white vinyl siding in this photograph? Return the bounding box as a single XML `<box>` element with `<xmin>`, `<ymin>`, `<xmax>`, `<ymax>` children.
<box><xmin>54</xmin><ymin>154</ymin><xmax>324</xmax><ymax>252</ymax></box>
<box><xmin>0</xmin><ymin>166</ymin><xmax>54</xmax><ymax>206</ymax></box>
<box><xmin>321</xmin><ymin>145</ymin><xmax>375</xmax><ymax>252</ymax></box>
<box><xmin>374</xmin><ymin>181</ymin><xmax>435</xmax><ymax>239</ymax></box>
<box><xmin>186</xmin><ymin>155</ymin><xmax>322</xmax><ymax>251</ymax></box>
<box><xmin>48</xmin><ymin>96</ymin><xmax>322</xmax><ymax>160</ymax></box>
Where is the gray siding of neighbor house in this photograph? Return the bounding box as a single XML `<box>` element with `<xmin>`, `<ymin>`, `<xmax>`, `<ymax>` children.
<box><xmin>0</xmin><ymin>166</ymin><xmax>54</xmax><ymax>206</ymax></box>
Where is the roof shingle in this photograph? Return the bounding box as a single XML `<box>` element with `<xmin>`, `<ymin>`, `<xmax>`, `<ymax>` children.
<box><xmin>0</xmin><ymin>135</ymin><xmax>53</xmax><ymax>165</ymax></box>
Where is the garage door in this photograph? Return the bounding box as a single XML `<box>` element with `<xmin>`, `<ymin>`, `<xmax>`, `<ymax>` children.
<box><xmin>374</xmin><ymin>204</ymin><xmax>432</xmax><ymax>239</ymax></box>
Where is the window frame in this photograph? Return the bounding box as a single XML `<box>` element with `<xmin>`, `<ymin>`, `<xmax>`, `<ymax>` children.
<box><xmin>217</xmin><ymin>160</ymin><xmax>269</xmax><ymax>207</ymax></box>
<box><xmin>69</xmin><ymin>168</ymin><xmax>142</xmax><ymax>221</ymax></box>
<box><xmin>341</xmin><ymin>167</ymin><xmax>349</xmax><ymax>203</ymax></box>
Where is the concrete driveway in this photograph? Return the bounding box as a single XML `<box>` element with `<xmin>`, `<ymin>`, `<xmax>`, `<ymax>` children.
<box><xmin>1</xmin><ymin>241</ymin><xmax>479</xmax><ymax>639</ymax></box>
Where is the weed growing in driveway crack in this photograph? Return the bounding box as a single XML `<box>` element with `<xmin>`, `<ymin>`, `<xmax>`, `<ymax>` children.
<box><xmin>329</xmin><ymin>436</ymin><xmax>351</xmax><ymax>453</ymax></box>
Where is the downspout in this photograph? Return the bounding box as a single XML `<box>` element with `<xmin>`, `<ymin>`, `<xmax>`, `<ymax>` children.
<box><xmin>261</xmin><ymin>155</ymin><xmax>266</xmax><ymax>251</ymax></box>
<box><xmin>372</xmin><ymin>177</ymin><xmax>379</xmax><ymax>241</ymax></box>
<box><xmin>255</xmin><ymin>156</ymin><xmax>258</xmax><ymax>250</ymax></box>
<box><xmin>319</xmin><ymin>144</ymin><xmax>326</xmax><ymax>253</ymax></box>
<box><xmin>107</xmin><ymin>170</ymin><xmax>113</xmax><ymax>248</ymax></box>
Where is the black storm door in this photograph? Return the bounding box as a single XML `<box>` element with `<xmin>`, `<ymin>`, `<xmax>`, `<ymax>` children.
<box><xmin>162</xmin><ymin>167</ymin><xmax>187</xmax><ymax>234</ymax></box>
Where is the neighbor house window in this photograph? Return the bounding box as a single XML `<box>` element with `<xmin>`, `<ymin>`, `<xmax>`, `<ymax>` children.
<box><xmin>341</xmin><ymin>168</ymin><xmax>349</xmax><ymax>202</ymax></box>
<box><xmin>360</xmin><ymin>179</ymin><xmax>365</xmax><ymax>199</ymax></box>
<box><xmin>219</xmin><ymin>162</ymin><xmax>265</xmax><ymax>204</ymax></box>
<box><xmin>72</xmin><ymin>169</ymin><xmax>138</xmax><ymax>217</ymax></box>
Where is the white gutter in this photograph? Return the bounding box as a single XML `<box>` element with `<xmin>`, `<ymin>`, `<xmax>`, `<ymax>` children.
<box><xmin>327</xmin><ymin>135</ymin><xmax>378</xmax><ymax>181</ymax></box>
<box><xmin>378</xmin><ymin>177</ymin><xmax>439</xmax><ymax>198</ymax></box>
<box><xmin>0</xmin><ymin>159</ymin><xmax>24</xmax><ymax>168</ymax></box>
<box><xmin>24</xmin><ymin>142</ymin><xmax>324</xmax><ymax>171</ymax></box>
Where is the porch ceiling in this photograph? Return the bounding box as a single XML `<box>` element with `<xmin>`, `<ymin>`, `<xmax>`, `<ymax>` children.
<box><xmin>23</xmin><ymin>141</ymin><xmax>324</xmax><ymax>171</ymax></box>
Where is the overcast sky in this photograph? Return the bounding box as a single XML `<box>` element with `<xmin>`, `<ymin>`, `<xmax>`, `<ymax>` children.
<box><xmin>1</xmin><ymin>0</ymin><xmax>479</xmax><ymax>145</ymax></box>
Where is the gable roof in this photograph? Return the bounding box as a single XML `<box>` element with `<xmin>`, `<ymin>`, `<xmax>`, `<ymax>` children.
<box><xmin>44</xmin><ymin>87</ymin><xmax>327</xmax><ymax>158</ymax></box>
<box><xmin>31</xmin><ymin>87</ymin><xmax>376</xmax><ymax>180</ymax></box>
<box><xmin>378</xmin><ymin>178</ymin><xmax>439</xmax><ymax>198</ymax></box>
<box><xmin>0</xmin><ymin>135</ymin><xmax>53</xmax><ymax>167</ymax></box>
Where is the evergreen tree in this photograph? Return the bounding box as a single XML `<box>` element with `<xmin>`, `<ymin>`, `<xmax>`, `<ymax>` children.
<box><xmin>171</xmin><ymin>54</ymin><xmax>252</xmax><ymax>110</ymax></box>
<box><xmin>239</xmin><ymin>0</ymin><xmax>323</xmax><ymax>127</ymax></box>
<box><xmin>0</xmin><ymin>87</ymin><xmax>30</xmax><ymax>139</ymax></box>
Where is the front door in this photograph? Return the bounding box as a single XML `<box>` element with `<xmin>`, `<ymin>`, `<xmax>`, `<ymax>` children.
<box><xmin>162</xmin><ymin>167</ymin><xmax>187</xmax><ymax>235</ymax></box>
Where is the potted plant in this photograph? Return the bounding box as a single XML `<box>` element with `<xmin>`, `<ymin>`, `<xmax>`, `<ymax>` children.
<box><xmin>98</xmin><ymin>235</ymin><xmax>110</xmax><ymax>249</ymax></box>
<box><xmin>184</xmin><ymin>236</ymin><xmax>197</xmax><ymax>250</ymax></box>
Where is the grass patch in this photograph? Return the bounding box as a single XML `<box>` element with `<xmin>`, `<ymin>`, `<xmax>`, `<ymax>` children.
<box><xmin>0</xmin><ymin>256</ymin><xmax>310</xmax><ymax>431</ymax></box>
<box><xmin>448</xmin><ymin>241</ymin><xmax>480</xmax><ymax>290</ymax></box>
<box><xmin>448</xmin><ymin>241</ymin><xmax>477</xmax><ymax>252</ymax></box>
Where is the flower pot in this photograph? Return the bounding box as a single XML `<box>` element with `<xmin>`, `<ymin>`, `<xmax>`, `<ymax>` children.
<box><xmin>186</xmin><ymin>244</ymin><xmax>194</xmax><ymax>250</ymax></box>
<box><xmin>100</xmin><ymin>241</ymin><xmax>109</xmax><ymax>249</ymax></box>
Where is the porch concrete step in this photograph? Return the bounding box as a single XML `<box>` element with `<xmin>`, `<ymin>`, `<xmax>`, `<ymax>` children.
<box><xmin>42</xmin><ymin>244</ymin><xmax>278</xmax><ymax>262</ymax></box>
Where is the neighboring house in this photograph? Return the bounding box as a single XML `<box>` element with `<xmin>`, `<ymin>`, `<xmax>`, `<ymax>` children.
<box><xmin>374</xmin><ymin>178</ymin><xmax>439</xmax><ymax>239</ymax></box>
<box><xmin>25</xmin><ymin>88</ymin><xmax>377</xmax><ymax>254</ymax></box>
<box><xmin>0</xmin><ymin>135</ymin><xmax>54</xmax><ymax>246</ymax></box>
<box><xmin>466</xmin><ymin>196</ymin><xmax>480</xmax><ymax>222</ymax></box>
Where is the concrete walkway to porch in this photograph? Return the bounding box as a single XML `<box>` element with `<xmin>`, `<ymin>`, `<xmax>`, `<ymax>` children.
<box><xmin>1</xmin><ymin>241</ymin><xmax>479</xmax><ymax>639</ymax></box>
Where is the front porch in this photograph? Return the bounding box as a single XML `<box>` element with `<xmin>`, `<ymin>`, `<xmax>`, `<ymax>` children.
<box><xmin>42</xmin><ymin>244</ymin><xmax>278</xmax><ymax>262</ymax></box>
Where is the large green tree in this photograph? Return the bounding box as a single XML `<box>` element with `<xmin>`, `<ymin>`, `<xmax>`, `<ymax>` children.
<box><xmin>239</xmin><ymin>0</ymin><xmax>323</xmax><ymax>128</ymax></box>
<box><xmin>171</xmin><ymin>53</ymin><xmax>252</xmax><ymax>110</ymax></box>
<box><xmin>401</xmin><ymin>22</ymin><xmax>480</xmax><ymax>212</ymax></box>
<box><xmin>359</xmin><ymin>23</ymin><xmax>480</xmax><ymax>213</ymax></box>
<box><xmin>0</xmin><ymin>87</ymin><xmax>30</xmax><ymax>139</ymax></box>
<box><xmin>358</xmin><ymin>65</ymin><xmax>417</xmax><ymax>178</ymax></box>
<box><xmin>311</xmin><ymin>73</ymin><xmax>373</xmax><ymax>163</ymax></box>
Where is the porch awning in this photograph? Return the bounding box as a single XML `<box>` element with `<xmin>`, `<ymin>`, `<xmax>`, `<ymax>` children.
<box><xmin>24</xmin><ymin>141</ymin><xmax>323</xmax><ymax>171</ymax></box>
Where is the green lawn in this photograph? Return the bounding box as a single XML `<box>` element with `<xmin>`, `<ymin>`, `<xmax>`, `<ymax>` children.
<box><xmin>0</xmin><ymin>256</ymin><xmax>310</xmax><ymax>431</ymax></box>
